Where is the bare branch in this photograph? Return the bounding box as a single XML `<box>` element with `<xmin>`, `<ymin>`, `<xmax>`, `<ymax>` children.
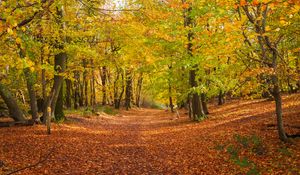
<box><xmin>6</xmin><ymin>146</ymin><xmax>56</xmax><ymax>175</ymax></box>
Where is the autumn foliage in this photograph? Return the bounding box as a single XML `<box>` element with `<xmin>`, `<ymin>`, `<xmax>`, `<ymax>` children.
<box><xmin>0</xmin><ymin>0</ymin><xmax>300</xmax><ymax>174</ymax></box>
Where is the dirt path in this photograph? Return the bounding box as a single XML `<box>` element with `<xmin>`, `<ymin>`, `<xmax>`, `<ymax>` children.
<box><xmin>1</xmin><ymin>94</ymin><xmax>300</xmax><ymax>174</ymax></box>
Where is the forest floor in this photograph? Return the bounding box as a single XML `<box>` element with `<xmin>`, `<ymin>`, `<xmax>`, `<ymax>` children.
<box><xmin>0</xmin><ymin>94</ymin><xmax>300</xmax><ymax>175</ymax></box>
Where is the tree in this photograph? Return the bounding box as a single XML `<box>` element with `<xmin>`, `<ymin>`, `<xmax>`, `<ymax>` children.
<box><xmin>237</xmin><ymin>0</ymin><xmax>300</xmax><ymax>141</ymax></box>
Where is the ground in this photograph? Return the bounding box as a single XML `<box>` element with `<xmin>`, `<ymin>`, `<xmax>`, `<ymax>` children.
<box><xmin>0</xmin><ymin>94</ymin><xmax>300</xmax><ymax>175</ymax></box>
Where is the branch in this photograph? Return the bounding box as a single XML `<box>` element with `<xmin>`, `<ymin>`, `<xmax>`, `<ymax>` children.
<box><xmin>0</xmin><ymin>0</ymin><xmax>54</xmax><ymax>38</ymax></box>
<box><xmin>261</xmin><ymin>4</ymin><xmax>268</xmax><ymax>33</ymax></box>
<box><xmin>242</xmin><ymin>6</ymin><xmax>255</xmax><ymax>24</ymax></box>
<box><xmin>6</xmin><ymin>146</ymin><xmax>56</xmax><ymax>175</ymax></box>
<box><xmin>239</xmin><ymin>50</ymin><xmax>272</xmax><ymax>67</ymax></box>
<box><xmin>242</xmin><ymin>30</ymin><xmax>252</xmax><ymax>47</ymax></box>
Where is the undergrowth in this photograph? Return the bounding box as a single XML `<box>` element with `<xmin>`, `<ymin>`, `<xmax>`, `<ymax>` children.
<box><xmin>215</xmin><ymin>134</ymin><xmax>266</xmax><ymax>175</ymax></box>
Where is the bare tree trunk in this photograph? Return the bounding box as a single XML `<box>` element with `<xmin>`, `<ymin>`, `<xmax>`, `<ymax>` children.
<box><xmin>82</xmin><ymin>59</ymin><xmax>88</xmax><ymax>107</ymax></box>
<box><xmin>114</xmin><ymin>70</ymin><xmax>125</xmax><ymax>109</ymax></box>
<box><xmin>168</xmin><ymin>81</ymin><xmax>174</xmax><ymax>113</ymax></box>
<box><xmin>125</xmin><ymin>70</ymin><xmax>132</xmax><ymax>110</ymax></box>
<box><xmin>73</xmin><ymin>71</ymin><xmax>80</xmax><ymax>109</ymax></box>
<box><xmin>201</xmin><ymin>93</ymin><xmax>209</xmax><ymax>115</ymax></box>
<box><xmin>100</xmin><ymin>66</ymin><xmax>107</xmax><ymax>105</ymax></box>
<box><xmin>296</xmin><ymin>53</ymin><xmax>300</xmax><ymax>91</ymax></box>
<box><xmin>24</xmin><ymin>68</ymin><xmax>38</xmax><ymax>121</ymax></box>
<box><xmin>84</xmin><ymin>76</ymin><xmax>88</xmax><ymax>107</ymax></box>
<box><xmin>54</xmin><ymin>84</ymin><xmax>65</xmax><ymax>121</ymax></box>
<box><xmin>0</xmin><ymin>83</ymin><xmax>26</xmax><ymax>121</ymax></box>
<box><xmin>113</xmin><ymin>70</ymin><xmax>120</xmax><ymax>109</ymax></box>
<box><xmin>42</xmin><ymin>53</ymin><xmax>67</xmax><ymax>123</ymax></box>
<box><xmin>169</xmin><ymin>97</ymin><xmax>174</xmax><ymax>113</ymax></box>
<box><xmin>218</xmin><ymin>90</ymin><xmax>225</xmax><ymax>105</ymax></box>
<box><xmin>270</xmin><ymin>48</ymin><xmax>288</xmax><ymax>142</ymax></box>
<box><xmin>118</xmin><ymin>79</ymin><xmax>125</xmax><ymax>109</ymax></box>
<box><xmin>107</xmin><ymin>69</ymin><xmax>114</xmax><ymax>105</ymax></box>
<box><xmin>18</xmin><ymin>47</ymin><xmax>38</xmax><ymax>121</ymax></box>
<box><xmin>135</xmin><ymin>73</ymin><xmax>143</xmax><ymax>107</ymax></box>
<box><xmin>79</xmin><ymin>77</ymin><xmax>84</xmax><ymax>107</ymax></box>
<box><xmin>41</xmin><ymin>49</ymin><xmax>47</xmax><ymax>101</ymax></box>
<box><xmin>65</xmin><ymin>79</ymin><xmax>72</xmax><ymax>109</ymax></box>
<box><xmin>90</xmin><ymin>60</ymin><xmax>96</xmax><ymax>109</ymax></box>
<box><xmin>272</xmin><ymin>75</ymin><xmax>287</xmax><ymax>141</ymax></box>
<box><xmin>190</xmin><ymin>70</ymin><xmax>205</xmax><ymax>120</ymax></box>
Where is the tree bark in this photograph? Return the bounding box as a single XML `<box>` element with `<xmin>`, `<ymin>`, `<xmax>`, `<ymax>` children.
<box><xmin>272</xmin><ymin>75</ymin><xmax>287</xmax><ymax>141</ymax></box>
<box><xmin>270</xmin><ymin>47</ymin><xmax>288</xmax><ymax>142</ymax></box>
<box><xmin>73</xmin><ymin>71</ymin><xmax>80</xmax><ymax>109</ymax></box>
<box><xmin>0</xmin><ymin>83</ymin><xmax>26</xmax><ymax>121</ymax></box>
<box><xmin>218</xmin><ymin>90</ymin><xmax>225</xmax><ymax>105</ymax></box>
<box><xmin>296</xmin><ymin>53</ymin><xmax>300</xmax><ymax>91</ymax></box>
<box><xmin>41</xmin><ymin>48</ymin><xmax>47</xmax><ymax>101</ymax></box>
<box><xmin>18</xmin><ymin>47</ymin><xmax>38</xmax><ymax>121</ymax></box>
<box><xmin>125</xmin><ymin>70</ymin><xmax>132</xmax><ymax>110</ymax></box>
<box><xmin>83</xmin><ymin>59</ymin><xmax>88</xmax><ymax>106</ymax></box>
<box><xmin>100</xmin><ymin>66</ymin><xmax>107</xmax><ymax>105</ymax></box>
<box><xmin>114</xmin><ymin>69</ymin><xmax>125</xmax><ymax>109</ymax></box>
<box><xmin>90</xmin><ymin>60</ymin><xmax>96</xmax><ymax>108</ymax></box>
<box><xmin>79</xmin><ymin>77</ymin><xmax>84</xmax><ymax>107</ymax></box>
<box><xmin>24</xmin><ymin>68</ymin><xmax>38</xmax><ymax>121</ymax></box>
<box><xmin>183</xmin><ymin>2</ymin><xmax>204</xmax><ymax>120</ymax></box>
<box><xmin>54</xmin><ymin>84</ymin><xmax>65</xmax><ymax>121</ymax></box>
<box><xmin>169</xmin><ymin>96</ymin><xmax>174</xmax><ymax>113</ymax></box>
<box><xmin>168</xmin><ymin>80</ymin><xmax>174</xmax><ymax>113</ymax></box>
<box><xmin>190</xmin><ymin>70</ymin><xmax>205</xmax><ymax>120</ymax></box>
<box><xmin>42</xmin><ymin>53</ymin><xmax>67</xmax><ymax>123</ymax></box>
<box><xmin>65</xmin><ymin>79</ymin><xmax>72</xmax><ymax>109</ymax></box>
<box><xmin>201</xmin><ymin>93</ymin><xmax>209</xmax><ymax>115</ymax></box>
<box><xmin>135</xmin><ymin>73</ymin><xmax>143</xmax><ymax>107</ymax></box>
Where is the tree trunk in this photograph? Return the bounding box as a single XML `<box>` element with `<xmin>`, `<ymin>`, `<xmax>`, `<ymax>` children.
<box><xmin>241</xmin><ymin>5</ymin><xmax>287</xmax><ymax>141</ymax></box>
<box><xmin>125</xmin><ymin>70</ymin><xmax>132</xmax><ymax>110</ymax></box>
<box><xmin>169</xmin><ymin>96</ymin><xmax>174</xmax><ymax>113</ymax></box>
<box><xmin>79</xmin><ymin>78</ymin><xmax>84</xmax><ymax>107</ymax></box>
<box><xmin>114</xmin><ymin>70</ymin><xmax>125</xmax><ymax>109</ymax></box>
<box><xmin>18</xmin><ymin>47</ymin><xmax>38</xmax><ymax>121</ymax></box>
<box><xmin>101</xmin><ymin>66</ymin><xmax>107</xmax><ymax>105</ymax></box>
<box><xmin>201</xmin><ymin>93</ymin><xmax>209</xmax><ymax>115</ymax></box>
<box><xmin>113</xmin><ymin>70</ymin><xmax>119</xmax><ymax>109</ymax></box>
<box><xmin>271</xmin><ymin>47</ymin><xmax>288</xmax><ymax>142</ymax></box>
<box><xmin>41</xmin><ymin>52</ymin><xmax>46</xmax><ymax>101</ymax></box>
<box><xmin>296</xmin><ymin>53</ymin><xmax>300</xmax><ymax>91</ymax></box>
<box><xmin>65</xmin><ymin>79</ymin><xmax>72</xmax><ymax>109</ymax></box>
<box><xmin>168</xmin><ymin>81</ymin><xmax>174</xmax><ymax>113</ymax></box>
<box><xmin>42</xmin><ymin>53</ymin><xmax>67</xmax><ymax>123</ymax></box>
<box><xmin>84</xmin><ymin>77</ymin><xmax>88</xmax><ymax>107</ymax></box>
<box><xmin>90</xmin><ymin>75</ymin><xmax>96</xmax><ymax>108</ymax></box>
<box><xmin>24</xmin><ymin>68</ymin><xmax>38</xmax><ymax>121</ymax></box>
<box><xmin>83</xmin><ymin>59</ymin><xmax>88</xmax><ymax>106</ymax></box>
<box><xmin>73</xmin><ymin>71</ymin><xmax>80</xmax><ymax>109</ymax></box>
<box><xmin>0</xmin><ymin>83</ymin><xmax>26</xmax><ymax>121</ymax></box>
<box><xmin>54</xmin><ymin>84</ymin><xmax>65</xmax><ymax>121</ymax></box>
<box><xmin>218</xmin><ymin>90</ymin><xmax>225</xmax><ymax>105</ymax></box>
<box><xmin>135</xmin><ymin>73</ymin><xmax>143</xmax><ymax>107</ymax></box>
<box><xmin>190</xmin><ymin>70</ymin><xmax>205</xmax><ymax>120</ymax></box>
<box><xmin>272</xmin><ymin>75</ymin><xmax>287</xmax><ymax>141</ymax></box>
<box><xmin>90</xmin><ymin>60</ymin><xmax>96</xmax><ymax>108</ymax></box>
<box><xmin>183</xmin><ymin>2</ymin><xmax>204</xmax><ymax>120</ymax></box>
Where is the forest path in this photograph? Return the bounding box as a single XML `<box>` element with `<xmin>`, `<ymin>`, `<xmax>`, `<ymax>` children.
<box><xmin>1</xmin><ymin>94</ymin><xmax>300</xmax><ymax>174</ymax></box>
